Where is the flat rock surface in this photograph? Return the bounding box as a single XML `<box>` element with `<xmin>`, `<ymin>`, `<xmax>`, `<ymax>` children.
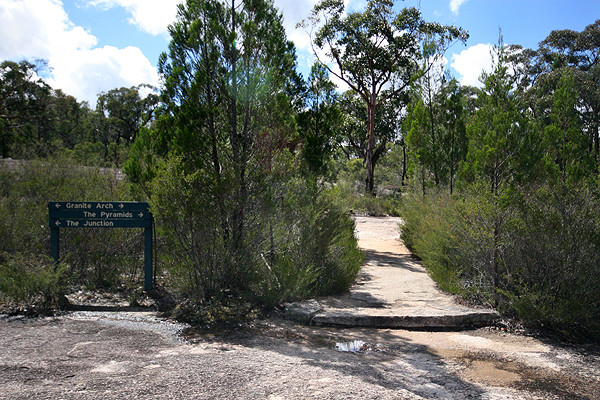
<box><xmin>288</xmin><ymin>216</ymin><xmax>499</xmax><ymax>328</ymax></box>
<box><xmin>1</xmin><ymin>312</ymin><xmax>599</xmax><ymax>399</ymax></box>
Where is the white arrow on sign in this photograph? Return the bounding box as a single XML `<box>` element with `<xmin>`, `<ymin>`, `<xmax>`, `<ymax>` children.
<box><xmin>119</xmin><ymin>203</ymin><xmax>124</xmax><ymax>209</ymax></box>
<box><xmin>138</xmin><ymin>212</ymin><xmax>144</xmax><ymax>218</ymax></box>
<box><xmin>55</xmin><ymin>221</ymin><xmax>61</xmax><ymax>226</ymax></box>
<box><xmin>55</xmin><ymin>203</ymin><xmax>61</xmax><ymax>208</ymax></box>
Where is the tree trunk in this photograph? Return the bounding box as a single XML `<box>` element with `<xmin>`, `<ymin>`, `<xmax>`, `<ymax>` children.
<box><xmin>401</xmin><ymin>140</ymin><xmax>407</xmax><ymax>187</ymax></box>
<box><xmin>595</xmin><ymin>122</ymin><xmax>599</xmax><ymax>171</ymax></box>
<box><xmin>365</xmin><ymin>100</ymin><xmax>376</xmax><ymax>194</ymax></box>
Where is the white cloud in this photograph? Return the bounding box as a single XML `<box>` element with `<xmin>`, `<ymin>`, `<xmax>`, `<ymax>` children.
<box><xmin>0</xmin><ymin>0</ymin><xmax>96</xmax><ymax>59</ymax></box>
<box><xmin>450</xmin><ymin>0</ymin><xmax>468</xmax><ymax>15</ymax></box>
<box><xmin>0</xmin><ymin>0</ymin><xmax>159</xmax><ymax>104</ymax></box>
<box><xmin>86</xmin><ymin>0</ymin><xmax>325</xmax><ymax>79</ymax></box>
<box><xmin>276</xmin><ymin>0</ymin><xmax>321</xmax><ymax>72</ymax></box>
<box><xmin>88</xmin><ymin>0</ymin><xmax>180</xmax><ymax>36</ymax></box>
<box><xmin>47</xmin><ymin>46</ymin><xmax>159</xmax><ymax>105</ymax></box>
<box><xmin>450</xmin><ymin>43</ymin><xmax>494</xmax><ymax>87</ymax></box>
<box><xmin>275</xmin><ymin>0</ymin><xmax>318</xmax><ymax>34</ymax></box>
<box><xmin>89</xmin><ymin>0</ymin><xmax>320</xmax><ymax>38</ymax></box>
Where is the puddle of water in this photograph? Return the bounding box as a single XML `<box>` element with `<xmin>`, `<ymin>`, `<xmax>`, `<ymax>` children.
<box><xmin>462</xmin><ymin>360</ymin><xmax>521</xmax><ymax>386</ymax></box>
<box><xmin>336</xmin><ymin>340</ymin><xmax>366</xmax><ymax>352</ymax></box>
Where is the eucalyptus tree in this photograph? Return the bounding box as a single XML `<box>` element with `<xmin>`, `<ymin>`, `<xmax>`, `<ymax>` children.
<box><xmin>0</xmin><ymin>60</ymin><xmax>52</xmax><ymax>158</ymax></box>
<box><xmin>300</xmin><ymin>0</ymin><xmax>468</xmax><ymax>193</ymax></box>
<box><xmin>49</xmin><ymin>89</ymin><xmax>91</xmax><ymax>150</ymax></box>
<box><xmin>96</xmin><ymin>84</ymin><xmax>159</xmax><ymax>145</ymax></box>
<box><xmin>535</xmin><ymin>20</ymin><xmax>600</xmax><ymax>164</ymax></box>
<box><xmin>339</xmin><ymin>89</ymin><xmax>402</xmax><ymax>176</ymax></box>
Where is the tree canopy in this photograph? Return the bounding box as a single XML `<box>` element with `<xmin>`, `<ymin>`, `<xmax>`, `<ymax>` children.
<box><xmin>301</xmin><ymin>0</ymin><xmax>468</xmax><ymax>192</ymax></box>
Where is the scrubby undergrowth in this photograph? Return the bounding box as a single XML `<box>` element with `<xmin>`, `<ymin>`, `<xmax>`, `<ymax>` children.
<box><xmin>400</xmin><ymin>183</ymin><xmax>600</xmax><ymax>343</ymax></box>
<box><xmin>0</xmin><ymin>157</ymin><xmax>364</xmax><ymax>321</ymax></box>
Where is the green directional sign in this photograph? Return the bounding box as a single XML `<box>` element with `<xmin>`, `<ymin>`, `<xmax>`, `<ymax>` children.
<box><xmin>49</xmin><ymin>201</ymin><xmax>154</xmax><ymax>290</ymax></box>
<box><xmin>49</xmin><ymin>209</ymin><xmax>151</xmax><ymax>220</ymax></box>
<box><xmin>49</xmin><ymin>201</ymin><xmax>149</xmax><ymax>211</ymax></box>
<box><xmin>50</xmin><ymin>219</ymin><xmax>152</xmax><ymax>228</ymax></box>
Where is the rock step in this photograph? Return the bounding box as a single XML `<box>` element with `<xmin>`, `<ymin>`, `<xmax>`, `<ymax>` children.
<box><xmin>285</xmin><ymin>300</ymin><xmax>500</xmax><ymax>329</ymax></box>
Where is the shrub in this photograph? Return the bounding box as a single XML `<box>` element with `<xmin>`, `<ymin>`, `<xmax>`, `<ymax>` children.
<box><xmin>149</xmin><ymin>157</ymin><xmax>363</xmax><ymax>307</ymax></box>
<box><xmin>149</xmin><ymin>157</ymin><xmax>231</xmax><ymax>301</ymax></box>
<box><xmin>400</xmin><ymin>189</ymin><xmax>462</xmax><ymax>294</ymax></box>
<box><xmin>272</xmin><ymin>178</ymin><xmax>364</xmax><ymax>297</ymax></box>
<box><xmin>0</xmin><ymin>157</ymin><xmax>145</xmax><ymax>305</ymax></box>
<box><xmin>0</xmin><ymin>252</ymin><xmax>68</xmax><ymax>314</ymax></box>
<box><xmin>401</xmin><ymin>181</ymin><xmax>600</xmax><ymax>338</ymax></box>
<box><xmin>502</xmin><ymin>184</ymin><xmax>600</xmax><ymax>332</ymax></box>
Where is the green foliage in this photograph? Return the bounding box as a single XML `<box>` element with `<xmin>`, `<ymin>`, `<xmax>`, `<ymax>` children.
<box><xmin>137</xmin><ymin>0</ymin><xmax>363</xmax><ymax>311</ymax></box>
<box><xmin>0</xmin><ymin>60</ymin><xmax>52</xmax><ymax>159</ymax></box>
<box><xmin>399</xmin><ymin>190</ymin><xmax>461</xmax><ymax>294</ymax></box>
<box><xmin>459</xmin><ymin>36</ymin><xmax>533</xmax><ymax>194</ymax></box>
<box><xmin>276</xmin><ymin>179</ymin><xmax>364</xmax><ymax>296</ymax></box>
<box><xmin>297</xmin><ymin>62</ymin><xmax>342</xmax><ymax>176</ymax></box>
<box><xmin>70</xmin><ymin>142</ymin><xmax>106</xmax><ymax>166</ymax></box>
<box><xmin>373</xmin><ymin>142</ymin><xmax>407</xmax><ymax>190</ymax></box>
<box><xmin>253</xmin><ymin>178</ymin><xmax>364</xmax><ymax>306</ymax></box>
<box><xmin>0</xmin><ymin>253</ymin><xmax>68</xmax><ymax>314</ymax></box>
<box><xmin>149</xmin><ymin>156</ymin><xmax>363</xmax><ymax>306</ymax></box>
<box><xmin>400</xmin><ymin>182</ymin><xmax>600</xmax><ymax>337</ymax></box>
<box><xmin>404</xmin><ymin>75</ymin><xmax>468</xmax><ymax>195</ymax></box>
<box><xmin>503</xmin><ymin>184</ymin><xmax>600</xmax><ymax>329</ymax></box>
<box><xmin>0</xmin><ymin>157</ymin><xmax>145</xmax><ymax>303</ymax></box>
<box><xmin>96</xmin><ymin>85</ymin><xmax>159</xmax><ymax>146</ymax></box>
<box><xmin>123</xmin><ymin>127</ymin><xmax>161</xmax><ymax>197</ymax></box>
<box><xmin>542</xmin><ymin>68</ymin><xmax>594</xmax><ymax>183</ymax></box>
<box><xmin>158</xmin><ymin>0</ymin><xmax>302</xmax><ymax>277</ymax></box>
<box><xmin>399</xmin><ymin>23</ymin><xmax>600</xmax><ymax>340</ymax></box>
<box><xmin>149</xmin><ymin>156</ymin><xmax>230</xmax><ymax>300</ymax></box>
<box><xmin>1</xmin><ymin>59</ymin><xmax>155</xmax><ymax>166</ymax></box>
<box><xmin>338</xmin><ymin>90</ymin><xmax>404</xmax><ymax>193</ymax></box>
<box><xmin>303</xmin><ymin>0</ymin><xmax>468</xmax><ymax>193</ymax></box>
<box><xmin>325</xmin><ymin>157</ymin><xmax>401</xmax><ymax>216</ymax></box>
<box><xmin>536</xmin><ymin>20</ymin><xmax>600</xmax><ymax>167</ymax></box>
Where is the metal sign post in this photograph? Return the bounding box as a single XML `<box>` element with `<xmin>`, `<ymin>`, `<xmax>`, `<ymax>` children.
<box><xmin>49</xmin><ymin>201</ymin><xmax>154</xmax><ymax>291</ymax></box>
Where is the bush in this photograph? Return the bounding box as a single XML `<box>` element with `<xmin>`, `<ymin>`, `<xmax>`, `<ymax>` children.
<box><xmin>502</xmin><ymin>184</ymin><xmax>600</xmax><ymax>331</ymax></box>
<box><xmin>149</xmin><ymin>157</ymin><xmax>363</xmax><ymax>307</ymax></box>
<box><xmin>0</xmin><ymin>252</ymin><xmax>68</xmax><ymax>314</ymax></box>
<box><xmin>400</xmin><ymin>189</ymin><xmax>462</xmax><ymax>294</ymax></box>
<box><xmin>270</xmin><ymin>178</ymin><xmax>364</xmax><ymax>298</ymax></box>
<box><xmin>149</xmin><ymin>157</ymin><xmax>231</xmax><ymax>301</ymax></box>
<box><xmin>400</xmin><ymin>182</ymin><xmax>600</xmax><ymax>339</ymax></box>
<box><xmin>326</xmin><ymin>158</ymin><xmax>402</xmax><ymax>216</ymax></box>
<box><xmin>0</xmin><ymin>157</ymin><xmax>146</xmax><ymax>309</ymax></box>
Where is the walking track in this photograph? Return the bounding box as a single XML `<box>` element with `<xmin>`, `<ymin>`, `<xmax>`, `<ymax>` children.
<box><xmin>285</xmin><ymin>216</ymin><xmax>499</xmax><ymax>328</ymax></box>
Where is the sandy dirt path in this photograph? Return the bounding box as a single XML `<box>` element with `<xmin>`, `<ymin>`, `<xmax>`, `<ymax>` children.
<box><xmin>311</xmin><ymin>217</ymin><xmax>498</xmax><ymax>328</ymax></box>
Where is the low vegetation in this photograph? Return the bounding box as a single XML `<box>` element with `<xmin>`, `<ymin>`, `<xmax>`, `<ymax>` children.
<box><xmin>0</xmin><ymin>157</ymin><xmax>139</xmax><ymax>313</ymax></box>
<box><xmin>400</xmin><ymin>183</ymin><xmax>600</xmax><ymax>341</ymax></box>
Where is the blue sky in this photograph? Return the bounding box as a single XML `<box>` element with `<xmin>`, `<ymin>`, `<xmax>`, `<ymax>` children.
<box><xmin>1</xmin><ymin>0</ymin><xmax>599</xmax><ymax>104</ymax></box>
